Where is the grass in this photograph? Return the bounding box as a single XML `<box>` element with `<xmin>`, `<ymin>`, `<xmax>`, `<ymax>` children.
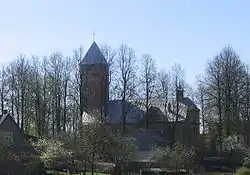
<box><xmin>46</xmin><ymin>170</ymin><xmax>110</xmax><ymax>175</ymax></box>
<box><xmin>203</xmin><ymin>173</ymin><xmax>233</xmax><ymax>175</ymax></box>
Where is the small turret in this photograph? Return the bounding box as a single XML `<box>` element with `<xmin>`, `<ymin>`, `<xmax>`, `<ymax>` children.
<box><xmin>176</xmin><ymin>83</ymin><xmax>184</xmax><ymax>102</ymax></box>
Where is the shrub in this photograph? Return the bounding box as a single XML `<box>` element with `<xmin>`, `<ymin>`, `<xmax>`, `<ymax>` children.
<box><xmin>153</xmin><ymin>143</ymin><xmax>196</xmax><ymax>172</ymax></box>
<box><xmin>235</xmin><ymin>167</ymin><xmax>250</xmax><ymax>175</ymax></box>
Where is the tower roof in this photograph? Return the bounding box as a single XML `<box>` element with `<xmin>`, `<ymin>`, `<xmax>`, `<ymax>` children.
<box><xmin>80</xmin><ymin>42</ymin><xmax>107</xmax><ymax>65</ymax></box>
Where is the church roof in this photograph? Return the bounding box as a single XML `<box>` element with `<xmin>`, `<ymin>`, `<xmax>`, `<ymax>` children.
<box><xmin>107</xmin><ymin>100</ymin><xmax>144</xmax><ymax>124</ymax></box>
<box><xmin>80</xmin><ymin>42</ymin><xmax>107</xmax><ymax>65</ymax></box>
<box><xmin>181</xmin><ymin>97</ymin><xmax>199</xmax><ymax>110</ymax></box>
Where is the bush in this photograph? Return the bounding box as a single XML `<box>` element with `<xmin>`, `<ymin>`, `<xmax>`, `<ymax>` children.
<box><xmin>235</xmin><ymin>167</ymin><xmax>250</xmax><ymax>175</ymax></box>
<box><xmin>153</xmin><ymin>143</ymin><xmax>196</xmax><ymax>172</ymax></box>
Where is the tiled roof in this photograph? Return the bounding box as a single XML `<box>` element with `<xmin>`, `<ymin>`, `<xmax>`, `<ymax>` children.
<box><xmin>80</xmin><ymin>42</ymin><xmax>107</xmax><ymax>65</ymax></box>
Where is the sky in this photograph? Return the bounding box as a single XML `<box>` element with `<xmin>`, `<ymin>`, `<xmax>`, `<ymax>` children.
<box><xmin>0</xmin><ymin>0</ymin><xmax>250</xmax><ymax>86</ymax></box>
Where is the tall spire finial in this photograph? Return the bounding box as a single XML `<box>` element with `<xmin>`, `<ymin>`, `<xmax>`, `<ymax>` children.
<box><xmin>93</xmin><ymin>30</ymin><xmax>95</xmax><ymax>42</ymax></box>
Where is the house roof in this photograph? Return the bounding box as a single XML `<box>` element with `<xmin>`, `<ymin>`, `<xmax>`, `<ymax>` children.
<box><xmin>80</xmin><ymin>42</ymin><xmax>107</xmax><ymax>65</ymax></box>
<box><xmin>0</xmin><ymin>113</ymin><xmax>11</xmax><ymax>125</ymax></box>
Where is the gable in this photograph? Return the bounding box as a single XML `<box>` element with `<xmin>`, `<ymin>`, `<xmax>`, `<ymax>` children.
<box><xmin>0</xmin><ymin>114</ymin><xmax>37</xmax><ymax>155</ymax></box>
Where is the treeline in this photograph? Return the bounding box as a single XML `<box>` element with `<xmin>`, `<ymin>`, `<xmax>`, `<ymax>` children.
<box><xmin>0</xmin><ymin>49</ymin><xmax>82</xmax><ymax>137</ymax></box>
<box><xmin>0</xmin><ymin>43</ymin><xmax>249</xmax><ymax>145</ymax></box>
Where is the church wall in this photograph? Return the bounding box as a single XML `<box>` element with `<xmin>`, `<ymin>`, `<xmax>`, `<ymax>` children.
<box><xmin>186</xmin><ymin>109</ymin><xmax>200</xmax><ymax>146</ymax></box>
<box><xmin>186</xmin><ymin>109</ymin><xmax>200</xmax><ymax>123</ymax></box>
<box><xmin>80</xmin><ymin>64</ymin><xmax>109</xmax><ymax>115</ymax></box>
<box><xmin>140</xmin><ymin>105</ymin><xmax>200</xmax><ymax>147</ymax></box>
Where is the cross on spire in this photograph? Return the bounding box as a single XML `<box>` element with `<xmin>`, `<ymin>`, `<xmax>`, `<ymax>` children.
<box><xmin>93</xmin><ymin>30</ymin><xmax>95</xmax><ymax>42</ymax></box>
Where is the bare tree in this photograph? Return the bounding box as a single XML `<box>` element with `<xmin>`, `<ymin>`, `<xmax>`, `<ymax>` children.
<box><xmin>170</xmin><ymin>64</ymin><xmax>185</xmax><ymax>98</ymax></box>
<box><xmin>116</xmin><ymin>44</ymin><xmax>137</xmax><ymax>134</ymax></box>
<box><xmin>204</xmin><ymin>56</ymin><xmax>224</xmax><ymax>150</ymax></box>
<box><xmin>5</xmin><ymin>62</ymin><xmax>17</xmax><ymax>119</ymax></box>
<box><xmin>41</xmin><ymin>56</ymin><xmax>50</xmax><ymax>137</ymax></box>
<box><xmin>169</xmin><ymin>64</ymin><xmax>185</xmax><ymax>143</ymax></box>
<box><xmin>185</xmin><ymin>83</ymin><xmax>196</xmax><ymax>102</ymax></box>
<box><xmin>156</xmin><ymin>69</ymin><xmax>170</xmax><ymax>119</ymax></box>
<box><xmin>49</xmin><ymin>52</ymin><xmax>64</xmax><ymax>136</ymax></box>
<box><xmin>70</xmin><ymin>46</ymin><xmax>84</xmax><ymax>145</ymax></box>
<box><xmin>196</xmin><ymin>75</ymin><xmax>206</xmax><ymax>134</ymax></box>
<box><xmin>15</xmin><ymin>56</ymin><xmax>29</xmax><ymax>130</ymax></box>
<box><xmin>0</xmin><ymin>66</ymin><xmax>8</xmax><ymax>114</ymax></box>
<box><xmin>62</xmin><ymin>57</ymin><xmax>71</xmax><ymax>133</ymax></box>
<box><xmin>244</xmin><ymin>66</ymin><xmax>250</xmax><ymax>145</ymax></box>
<box><xmin>170</xmin><ymin>64</ymin><xmax>185</xmax><ymax>117</ymax></box>
<box><xmin>140</xmin><ymin>54</ymin><xmax>157</xmax><ymax>128</ymax></box>
<box><xmin>202</xmin><ymin>46</ymin><xmax>247</xmax><ymax>150</ymax></box>
<box><xmin>100</xmin><ymin>44</ymin><xmax>117</xmax><ymax>100</ymax></box>
<box><xmin>30</xmin><ymin>56</ymin><xmax>43</xmax><ymax>136</ymax></box>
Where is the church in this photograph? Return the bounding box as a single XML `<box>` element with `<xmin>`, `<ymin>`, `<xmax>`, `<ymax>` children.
<box><xmin>79</xmin><ymin>41</ymin><xmax>200</xmax><ymax>161</ymax></box>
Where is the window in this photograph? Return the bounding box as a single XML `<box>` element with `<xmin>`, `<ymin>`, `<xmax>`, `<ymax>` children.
<box><xmin>160</xmin><ymin>130</ymin><xmax>164</xmax><ymax>135</ymax></box>
<box><xmin>4</xmin><ymin>132</ymin><xmax>14</xmax><ymax>144</ymax></box>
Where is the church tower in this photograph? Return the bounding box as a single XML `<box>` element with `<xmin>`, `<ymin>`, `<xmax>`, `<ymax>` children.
<box><xmin>80</xmin><ymin>42</ymin><xmax>109</xmax><ymax>118</ymax></box>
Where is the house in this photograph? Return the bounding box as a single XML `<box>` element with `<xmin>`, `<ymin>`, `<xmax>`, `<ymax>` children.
<box><xmin>0</xmin><ymin>109</ymin><xmax>41</xmax><ymax>174</ymax></box>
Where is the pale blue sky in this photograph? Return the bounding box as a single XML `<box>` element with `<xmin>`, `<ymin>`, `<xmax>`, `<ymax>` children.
<box><xmin>0</xmin><ymin>1</ymin><xmax>250</xmax><ymax>85</ymax></box>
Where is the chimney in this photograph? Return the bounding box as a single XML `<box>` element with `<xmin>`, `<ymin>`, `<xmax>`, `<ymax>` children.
<box><xmin>3</xmin><ymin>109</ymin><xmax>8</xmax><ymax>115</ymax></box>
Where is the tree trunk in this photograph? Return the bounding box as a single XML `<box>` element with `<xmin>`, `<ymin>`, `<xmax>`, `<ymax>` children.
<box><xmin>63</xmin><ymin>79</ymin><xmax>67</xmax><ymax>132</ymax></box>
<box><xmin>146</xmin><ymin>82</ymin><xmax>149</xmax><ymax>129</ymax></box>
<box><xmin>21</xmin><ymin>86</ymin><xmax>25</xmax><ymax>130</ymax></box>
<box><xmin>122</xmin><ymin>80</ymin><xmax>127</xmax><ymax>134</ymax></box>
